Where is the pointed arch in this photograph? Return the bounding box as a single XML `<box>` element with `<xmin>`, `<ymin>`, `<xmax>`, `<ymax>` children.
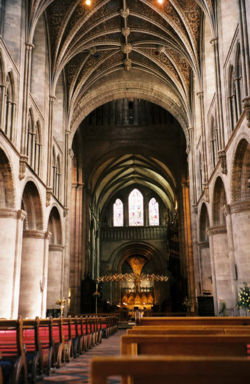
<box><xmin>231</xmin><ymin>138</ymin><xmax>250</xmax><ymax>202</ymax></box>
<box><xmin>4</xmin><ymin>71</ymin><xmax>15</xmax><ymax>140</ymax></box>
<box><xmin>212</xmin><ymin>177</ymin><xmax>227</xmax><ymax>226</ymax></box>
<box><xmin>149</xmin><ymin>197</ymin><xmax>159</xmax><ymax>226</ymax></box>
<box><xmin>129</xmin><ymin>188</ymin><xmax>144</xmax><ymax>226</ymax></box>
<box><xmin>48</xmin><ymin>206</ymin><xmax>62</xmax><ymax>245</ymax></box>
<box><xmin>21</xmin><ymin>181</ymin><xmax>43</xmax><ymax>230</ymax></box>
<box><xmin>113</xmin><ymin>198</ymin><xmax>124</xmax><ymax>227</ymax></box>
<box><xmin>199</xmin><ymin>203</ymin><xmax>210</xmax><ymax>242</ymax></box>
<box><xmin>0</xmin><ymin>146</ymin><xmax>15</xmax><ymax>208</ymax></box>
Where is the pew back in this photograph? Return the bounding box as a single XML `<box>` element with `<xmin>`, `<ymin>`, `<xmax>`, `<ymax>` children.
<box><xmin>121</xmin><ymin>334</ymin><xmax>250</xmax><ymax>357</ymax></box>
<box><xmin>90</xmin><ymin>355</ymin><xmax>250</xmax><ymax>384</ymax></box>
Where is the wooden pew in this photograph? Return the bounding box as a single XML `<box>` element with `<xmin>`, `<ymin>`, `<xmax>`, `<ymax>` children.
<box><xmin>121</xmin><ymin>334</ymin><xmax>250</xmax><ymax>357</ymax></box>
<box><xmin>90</xmin><ymin>355</ymin><xmax>250</xmax><ymax>384</ymax></box>
<box><xmin>127</xmin><ymin>325</ymin><xmax>250</xmax><ymax>336</ymax></box>
<box><xmin>0</xmin><ymin>319</ymin><xmax>28</xmax><ymax>384</ymax></box>
<box><xmin>138</xmin><ymin>316</ymin><xmax>250</xmax><ymax>326</ymax></box>
<box><xmin>37</xmin><ymin>318</ymin><xmax>54</xmax><ymax>375</ymax></box>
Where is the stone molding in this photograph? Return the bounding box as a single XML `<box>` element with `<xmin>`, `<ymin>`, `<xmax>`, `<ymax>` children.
<box><xmin>243</xmin><ymin>96</ymin><xmax>250</xmax><ymax>128</ymax></box>
<box><xmin>207</xmin><ymin>225</ymin><xmax>227</xmax><ymax>235</ymax></box>
<box><xmin>230</xmin><ymin>199</ymin><xmax>250</xmax><ymax>214</ymax></box>
<box><xmin>49</xmin><ymin>244</ymin><xmax>64</xmax><ymax>252</ymax></box>
<box><xmin>23</xmin><ymin>230</ymin><xmax>47</xmax><ymax>239</ymax></box>
<box><xmin>0</xmin><ymin>208</ymin><xmax>26</xmax><ymax>220</ymax></box>
<box><xmin>198</xmin><ymin>241</ymin><xmax>209</xmax><ymax>248</ymax></box>
<box><xmin>218</xmin><ymin>150</ymin><xmax>227</xmax><ymax>174</ymax></box>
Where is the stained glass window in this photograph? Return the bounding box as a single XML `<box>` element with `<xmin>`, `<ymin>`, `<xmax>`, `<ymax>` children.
<box><xmin>113</xmin><ymin>199</ymin><xmax>124</xmax><ymax>226</ymax></box>
<box><xmin>149</xmin><ymin>198</ymin><xmax>159</xmax><ymax>226</ymax></box>
<box><xmin>129</xmin><ymin>188</ymin><xmax>144</xmax><ymax>226</ymax></box>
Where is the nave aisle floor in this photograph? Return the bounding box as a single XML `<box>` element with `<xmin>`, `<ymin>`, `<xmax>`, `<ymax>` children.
<box><xmin>38</xmin><ymin>330</ymin><xmax>125</xmax><ymax>384</ymax></box>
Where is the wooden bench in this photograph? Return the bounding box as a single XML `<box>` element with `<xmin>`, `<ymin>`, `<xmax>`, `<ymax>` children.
<box><xmin>121</xmin><ymin>334</ymin><xmax>250</xmax><ymax>357</ymax></box>
<box><xmin>128</xmin><ymin>325</ymin><xmax>250</xmax><ymax>336</ymax></box>
<box><xmin>90</xmin><ymin>355</ymin><xmax>250</xmax><ymax>384</ymax></box>
<box><xmin>138</xmin><ymin>316</ymin><xmax>250</xmax><ymax>326</ymax></box>
<box><xmin>0</xmin><ymin>319</ymin><xmax>27</xmax><ymax>384</ymax></box>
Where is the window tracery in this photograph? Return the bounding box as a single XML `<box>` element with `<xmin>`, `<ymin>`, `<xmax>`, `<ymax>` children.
<box><xmin>113</xmin><ymin>198</ymin><xmax>124</xmax><ymax>226</ymax></box>
<box><xmin>149</xmin><ymin>197</ymin><xmax>159</xmax><ymax>226</ymax></box>
<box><xmin>129</xmin><ymin>188</ymin><xmax>144</xmax><ymax>226</ymax></box>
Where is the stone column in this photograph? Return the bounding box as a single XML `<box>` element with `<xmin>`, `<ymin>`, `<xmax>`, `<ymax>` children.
<box><xmin>208</xmin><ymin>226</ymin><xmax>234</xmax><ymax>315</ymax></box>
<box><xmin>210</xmin><ymin>38</ymin><xmax>225</xmax><ymax>149</ymax></box>
<box><xmin>41</xmin><ymin>231</ymin><xmax>51</xmax><ymax>317</ymax></box>
<box><xmin>197</xmin><ymin>92</ymin><xmax>209</xmax><ymax>199</ymax></box>
<box><xmin>0</xmin><ymin>84</ymin><xmax>6</xmax><ymax>130</ymax></box>
<box><xmin>181</xmin><ymin>181</ymin><xmax>196</xmax><ymax>311</ymax></box>
<box><xmin>0</xmin><ymin>209</ymin><xmax>26</xmax><ymax>319</ymax></box>
<box><xmin>230</xmin><ymin>200</ymin><xmax>250</xmax><ymax>285</ymax></box>
<box><xmin>46</xmin><ymin>96</ymin><xmax>56</xmax><ymax>205</ymax></box>
<box><xmin>21</xmin><ymin>43</ymin><xmax>33</xmax><ymax>155</ymax></box>
<box><xmin>239</xmin><ymin>0</ymin><xmax>250</xmax><ymax>97</ymax></box>
<box><xmin>19</xmin><ymin>230</ymin><xmax>47</xmax><ymax>318</ymax></box>
<box><xmin>47</xmin><ymin>244</ymin><xmax>64</xmax><ymax>311</ymax></box>
<box><xmin>198</xmin><ymin>242</ymin><xmax>213</xmax><ymax>295</ymax></box>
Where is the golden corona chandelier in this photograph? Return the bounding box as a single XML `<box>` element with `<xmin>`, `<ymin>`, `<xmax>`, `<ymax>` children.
<box><xmin>97</xmin><ymin>273</ymin><xmax>168</xmax><ymax>283</ymax></box>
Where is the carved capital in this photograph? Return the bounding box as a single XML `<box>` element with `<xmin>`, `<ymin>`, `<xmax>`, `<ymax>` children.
<box><xmin>207</xmin><ymin>225</ymin><xmax>227</xmax><ymax>235</ymax></box>
<box><xmin>19</xmin><ymin>155</ymin><xmax>28</xmax><ymax>180</ymax></box>
<box><xmin>0</xmin><ymin>208</ymin><xmax>26</xmax><ymax>220</ymax></box>
<box><xmin>230</xmin><ymin>199</ymin><xmax>250</xmax><ymax>214</ymax></box>
<box><xmin>68</xmin><ymin>148</ymin><xmax>74</xmax><ymax>159</ymax></box>
<box><xmin>192</xmin><ymin>204</ymin><xmax>198</xmax><ymax>214</ymax></box>
<box><xmin>23</xmin><ymin>230</ymin><xmax>46</xmax><ymax>239</ymax></box>
<box><xmin>223</xmin><ymin>204</ymin><xmax>231</xmax><ymax>216</ymax></box>
<box><xmin>49</xmin><ymin>244</ymin><xmax>64</xmax><ymax>252</ymax></box>
<box><xmin>204</xmin><ymin>184</ymin><xmax>210</xmax><ymax>202</ymax></box>
<box><xmin>64</xmin><ymin>207</ymin><xmax>69</xmax><ymax>217</ymax></box>
<box><xmin>218</xmin><ymin>150</ymin><xmax>227</xmax><ymax>174</ymax></box>
<box><xmin>210</xmin><ymin>37</ymin><xmax>218</xmax><ymax>46</ymax></box>
<box><xmin>243</xmin><ymin>97</ymin><xmax>250</xmax><ymax>128</ymax></box>
<box><xmin>46</xmin><ymin>187</ymin><xmax>53</xmax><ymax>207</ymax></box>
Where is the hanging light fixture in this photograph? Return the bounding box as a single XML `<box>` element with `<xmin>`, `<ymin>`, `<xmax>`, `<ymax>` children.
<box><xmin>84</xmin><ymin>0</ymin><xmax>92</xmax><ymax>6</ymax></box>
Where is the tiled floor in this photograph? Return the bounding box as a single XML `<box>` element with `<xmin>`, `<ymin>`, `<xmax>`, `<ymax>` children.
<box><xmin>38</xmin><ymin>330</ymin><xmax>125</xmax><ymax>384</ymax></box>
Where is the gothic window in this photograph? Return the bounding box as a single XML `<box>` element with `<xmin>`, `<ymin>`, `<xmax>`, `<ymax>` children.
<box><xmin>129</xmin><ymin>188</ymin><xmax>144</xmax><ymax>226</ymax></box>
<box><xmin>113</xmin><ymin>198</ymin><xmax>124</xmax><ymax>226</ymax></box>
<box><xmin>56</xmin><ymin>155</ymin><xmax>61</xmax><ymax>199</ymax></box>
<box><xmin>235</xmin><ymin>45</ymin><xmax>243</xmax><ymax>117</ymax></box>
<box><xmin>34</xmin><ymin>122</ymin><xmax>41</xmax><ymax>175</ymax></box>
<box><xmin>52</xmin><ymin>148</ymin><xmax>57</xmax><ymax>196</ymax></box>
<box><xmin>211</xmin><ymin>116</ymin><xmax>218</xmax><ymax>168</ymax></box>
<box><xmin>27</xmin><ymin>111</ymin><xmax>34</xmax><ymax>166</ymax></box>
<box><xmin>5</xmin><ymin>72</ymin><xmax>15</xmax><ymax>140</ymax></box>
<box><xmin>149</xmin><ymin>197</ymin><xmax>159</xmax><ymax>226</ymax></box>
<box><xmin>228</xmin><ymin>65</ymin><xmax>237</xmax><ymax>130</ymax></box>
<box><xmin>199</xmin><ymin>152</ymin><xmax>203</xmax><ymax>191</ymax></box>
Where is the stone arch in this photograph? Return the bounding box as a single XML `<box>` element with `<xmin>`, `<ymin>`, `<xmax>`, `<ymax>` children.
<box><xmin>48</xmin><ymin>206</ymin><xmax>62</xmax><ymax>245</ymax></box>
<box><xmin>212</xmin><ymin>177</ymin><xmax>227</xmax><ymax>226</ymax></box>
<box><xmin>47</xmin><ymin>206</ymin><xmax>63</xmax><ymax>314</ymax></box>
<box><xmin>69</xmin><ymin>74</ymin><xmax>189</xmax><ymax>146</ymax></box>
<box><xmin>21</xmin><ymin>180</ymin><xmax>43</xmax><ymax>230</ymax></box>
<box><xmin>199</xmin><ymin>203</ymin><xmax>210</xmax><ymax>242</ymax></box>
<box><xmin>0</xmin><ymin>146</ymin><xmax>15</xmax><ymax>208</ymax></box>
<box><xmin>231</xmin><ymin>138</ymin><xmax>250</xmax><ymax>202</ymax></box>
